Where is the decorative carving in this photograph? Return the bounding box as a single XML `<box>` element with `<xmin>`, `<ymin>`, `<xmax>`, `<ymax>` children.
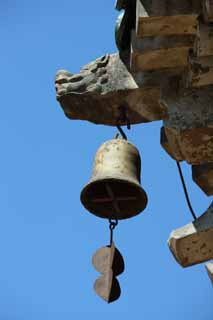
<box><xmin>55</xmin><ymin>54</ymin><xmax>166</xmax><ymax>125</ymax></box>
<box><xmin>56</xmin><ymin>54</ymin><xmax>110</xmax><ymax>97</ymax></box>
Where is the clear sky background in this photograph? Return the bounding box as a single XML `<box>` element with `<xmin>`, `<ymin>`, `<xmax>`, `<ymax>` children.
<box><xmin>1</xmin><ymin>1</ymin><xmax>212</xmax><ymax>319</ymax></box>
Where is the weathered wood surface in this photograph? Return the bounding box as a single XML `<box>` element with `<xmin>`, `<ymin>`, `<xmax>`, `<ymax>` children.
<box><xmin>168</xmin><ymin>203</ymin><xmax>213</xmax><ymax>267</ymax></box>
<box><xmin>192</xmin><ymin>163</ymin><xmax>213</xmax><ymax>196</ymax></box>
<box><xmin>132</xmin><ymin>12</ymin><xmax>198</xmax><ymax>73</ymax></box>
<box><xmin>188</xmin><ymin>56</ymin><xmax>213</xmax><ymax>87</ymax></box>
<box><xmin>132</xmin><ymin>30</ymin><xmax>195</xmax><ymax>53</ymax></box>
<box><xmin>55</xmin><ymin>54</ymin><xmax>166</xmax><ymax>125</ymax></box>
<box><xmin>161</xmin><ymin>86</ymin><xmax>213</xmax><ymax>165</ymax></box>
<box><xmin>137</xmin><ymin>0</ymin><xmax>201</xmax><ymax>17</ymax></box>
<box><xmin>132</xmin><ymin>47</ymin><xmax>190</xmax><ymax>71</ymax></box>
<box><xmin>160</xmin><ymin>127</ymin><xmax>183</xmax><ymax>161</ymax></box>
<box><xmin>137</xmin><ymin>15</ymin><xmax>198</xmax><ymax>38</ymax></box>
<box><xmin>164</xmin><ymin>127</ymin><xmax>213</xmax><ymax>164</ymax></box>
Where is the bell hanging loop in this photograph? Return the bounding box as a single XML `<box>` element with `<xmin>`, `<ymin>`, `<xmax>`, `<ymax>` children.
<box><xmin>116</xmin><ymin>104</ymin><xmax>131</xmax><ymax>140</ymax></box>
<box><xmin>80</xmin><ymin>137</ymin><xmax>148</xmax><ymax>220</ymax></box>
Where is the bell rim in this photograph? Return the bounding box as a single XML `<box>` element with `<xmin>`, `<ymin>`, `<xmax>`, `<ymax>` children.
<box><xmin>80</xmin><ymin>177</ymin><xmax>148</xmax><ymax>220</ymax></box>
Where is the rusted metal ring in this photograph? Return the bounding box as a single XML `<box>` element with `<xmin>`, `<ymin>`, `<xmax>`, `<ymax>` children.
<box><xmin>109</xmin><ymin>218</ymin><xmax>118</xmax><ymax>230</ymax></box>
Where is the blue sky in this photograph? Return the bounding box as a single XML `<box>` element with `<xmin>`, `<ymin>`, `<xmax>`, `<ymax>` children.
<box><xmin>1</xmin><ymin>1</ymin><xmax>212</xmax><ymax>319</ymax></box>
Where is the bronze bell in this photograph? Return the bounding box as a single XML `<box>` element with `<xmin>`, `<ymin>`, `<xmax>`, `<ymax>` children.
<box><xmin>80</xmin><ymin>138</ymin><xmax>148</xmax><ymax>220</ymax></box>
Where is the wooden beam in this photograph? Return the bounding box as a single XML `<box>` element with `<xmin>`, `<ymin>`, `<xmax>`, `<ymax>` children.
<box><xmin>131</xmin><ymin>47</ymin><xmax>190</xmax><ymax>71</ymax></box>
<box><xmin>137</xmin><ymin>15</ymin><xmax>198</xmax><ymax>38</ymax></box>
<box><xmin>132</xmin><ymin>29</ymin><xmax>195</xmax><ymax>53</ymax></box>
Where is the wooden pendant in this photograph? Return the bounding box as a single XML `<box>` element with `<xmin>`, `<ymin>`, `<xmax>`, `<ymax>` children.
<box><xmin>92</xmin><ymin>242</ymin><xmax>124</xmax><ymax>303</ymax></box>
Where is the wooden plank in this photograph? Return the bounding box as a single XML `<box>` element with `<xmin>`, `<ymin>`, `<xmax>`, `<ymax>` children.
<box><xmin>132</xmin><ymin>29</ymin><xmax>195</xmax><ymax>53</ymax></box>
<box><xmin>195</xmin><ymin>24</ymin><xmax>213</xmax><ymax>57</ymax></box>
<box><xmin>137</xmin><ymin>14</ymin><xmax>198</xmax><ymax>38</ymax></box>
<box><xmin>131</xmin><ymin>47</ymin><xmax>190</xmax><ymax>71</ymax></box>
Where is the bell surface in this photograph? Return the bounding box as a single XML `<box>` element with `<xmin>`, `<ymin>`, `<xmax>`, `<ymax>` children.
<box><xmin>81</xmin><ymin>138</ymin><xmax>148</xmax><ymax>220</ymax></box>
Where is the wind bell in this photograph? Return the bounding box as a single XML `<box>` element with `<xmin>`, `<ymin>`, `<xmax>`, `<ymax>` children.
<box><xmin>80</xmin><ymin>126</ymin><xmax>148</xmax><ymax>303</ymax></box>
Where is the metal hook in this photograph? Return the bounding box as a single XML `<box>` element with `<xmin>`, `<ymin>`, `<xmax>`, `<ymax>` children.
<box><xmin>116</xmin><ymin>105</ymin><xmax>131</xmax><ymax>140</ymax></box>
<box><xmin>109</xmin><ymin>218</ymin><xmax>118</xmax><ymax>246</ymax></box>
<box><xmin>116</xmin><ymin>125</ymin><xmax>127</xmax><ymax>140</ymax></box>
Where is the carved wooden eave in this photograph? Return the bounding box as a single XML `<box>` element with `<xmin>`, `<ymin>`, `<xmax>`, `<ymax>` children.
<box><xmin>55</xmin><ymin>54</ymin><xmax>166</xmax><ymax>125</ymax></box>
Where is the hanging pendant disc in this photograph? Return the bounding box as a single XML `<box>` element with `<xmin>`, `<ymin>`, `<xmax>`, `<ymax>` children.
<box><xmin>92</xmin><ymin>243</ymin><xmax>125</xmax><ymax>303</ymax></box>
